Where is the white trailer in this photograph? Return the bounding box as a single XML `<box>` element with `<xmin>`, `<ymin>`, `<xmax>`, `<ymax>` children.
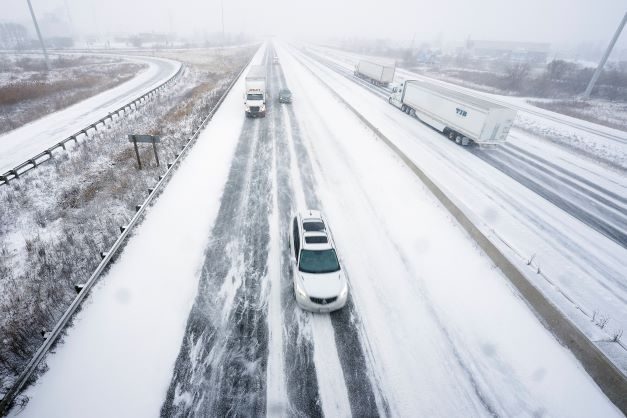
<box><xmin>389</xmin><ymin>80</ymin><xmax>516</xmax><ymax>147</ymax></box>
<box><xmin>354</xmin><ymin>60</ymin><xmax>396</xmax><ymax>87</ymax></box>
<box><xmin>244</xmin><ymin>65</ymin><xmax>266</xmax><ymax>118</ymax></box>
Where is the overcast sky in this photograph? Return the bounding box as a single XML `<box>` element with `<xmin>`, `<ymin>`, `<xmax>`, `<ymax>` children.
<box><xmin>3</xmin><ymin>0</ymin><xmax>626</xmax><ymax>49</ymax></box>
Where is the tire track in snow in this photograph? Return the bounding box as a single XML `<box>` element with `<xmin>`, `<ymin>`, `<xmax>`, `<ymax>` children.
<box><xmin>506</xmin><ymin>142</ymin><xmax>627</xmax><ymax>206</ymax></box>
<box><xmin>276</xmin><ymin>54</ymin><xmax>390</xmax><ymax>417</ymax></box>
<box><xmin>266</xmin><ymin>67</ymin><xmax>287</xmax><ymax>415</ymax></box>
<box><xmin>160</xmin><ymin>54</ymin><xmax>273</xmax><ymax>418</ymax></box>
<box><xmin>470</xmin><ymin>147</ymin><xmax>627</xmax><ymax>249</ymax></box>
<box><xmin>269</xmin><ymin>47</ymin><xmax>324</xmax><ymax>417</ymax></box>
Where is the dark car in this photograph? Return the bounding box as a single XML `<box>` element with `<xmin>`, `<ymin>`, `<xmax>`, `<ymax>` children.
<box><xmin>279</xmin><ymin>89</ymin><xmax>292</xmax><ymax>103</ymax></box>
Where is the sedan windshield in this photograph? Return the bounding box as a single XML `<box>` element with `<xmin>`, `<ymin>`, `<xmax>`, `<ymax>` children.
<box><xmin>299</xmin><ymin>249</ymin><xmax>340</xmax><ymax>274</ymax></box>
<box><xmin>247</xmin><ymin>93</ymin><xmax>263</xmax><ymax>100</ymax></box>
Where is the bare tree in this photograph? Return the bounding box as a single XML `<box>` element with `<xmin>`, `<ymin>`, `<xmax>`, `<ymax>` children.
<box><xmin>546</xmin><ymin>60</ymin><xmax>570</xmax><ymax>81</ymax></box>
<box><xmin>504</xmin><ymin>62</ymin><xmax>530</xmax><ymax>91</ymax></box>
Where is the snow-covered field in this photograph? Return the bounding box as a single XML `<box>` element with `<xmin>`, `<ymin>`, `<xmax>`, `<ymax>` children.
<box><xmin>0</xmin><ymin>54</ymin><xmax>180</xmax><ymax>173</ymax></box>
<box><xmin>527</xmin><ymin>98</ymin><xmax>627</xmax><ymax>132</ymax></box>
<box><xmin>9</xmin><ymin>41</ymin><xmax>622</xmax><ymax>417</ymax></box>
<box><xmin>0</xmin><ymin>54</ymin><xmax>146</xmax><ymax>135</ymax></box>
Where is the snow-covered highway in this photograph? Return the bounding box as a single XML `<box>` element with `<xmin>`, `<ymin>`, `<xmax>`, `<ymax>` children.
<box><xmin>0</xmin><ymin>55</ymin><xmax>181</xmax><ymax>173</ymax></box>
<box><xmin>9</xmin><ymin>43</ymin><xmax>624</xmax><ymax>417</ymax></box>
<box><xmin>299</xmin><ymin>45</ymin><xmax>627</xmax><ymax>371</ymax></box>
<box><xmin>306</xmin><ymin>46</ymin><xmax>627</xmax><ymax>248</ymax></box>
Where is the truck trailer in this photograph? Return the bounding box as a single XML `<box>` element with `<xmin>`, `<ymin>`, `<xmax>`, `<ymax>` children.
<box><xmin>354</xmin><ymin>59</ymin><xmax>396</xmax><ymax>87</ymax></box>
<box><xmin>389</xmin><ymin>80</ymin><xmax>516</xmax><ymax>147</ymax></box>
<box><xmin>245</xmin><ymin>65</ymin><xmax>267</xmax><ymax>118</ymax></box>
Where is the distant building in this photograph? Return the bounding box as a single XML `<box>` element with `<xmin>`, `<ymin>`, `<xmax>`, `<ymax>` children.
<box><xmin>467</xmin><ymin>40</ymin><xmax>550</xmax><ymax>64</ymax></box>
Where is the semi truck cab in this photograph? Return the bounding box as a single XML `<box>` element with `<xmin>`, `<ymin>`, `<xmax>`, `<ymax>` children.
<box><xmin>388</xmin><ymin>83</ymin><xmax>405</xmax><ymax>109</ymax></box>
<box><xmin>245</xmin><ymin>88</ymin><xmax>266</xmax><ymax>118</ymax></box>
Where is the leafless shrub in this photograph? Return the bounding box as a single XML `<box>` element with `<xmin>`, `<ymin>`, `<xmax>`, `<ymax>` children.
<box><xmin>503</xmin><ymin>62</ymin><xmax>530</xmax><ymax>91</ymax></box>
<box><xmin>596</xmin><ymin>315</ymin><xmax>609</xmax><ymax>329</ymax></box>
<box><xmin>612</xmin><ymin>329</ymin><xmax>623</xmax><ymax>343</ymax></box>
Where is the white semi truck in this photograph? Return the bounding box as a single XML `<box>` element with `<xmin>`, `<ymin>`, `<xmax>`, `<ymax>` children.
<box><xmin>244</xmin><ymin>65</ymin><xmax>266</xmax><ymax>118</ymax></box>
<box><xmin>389</xmin><ymin>80</ymin><xmax>516</xmax><ymax>147</ymax></box>
<box><xmin>354</xmin><ymin>59</ymin><xmax>396</xmax><ymax>87</ymax></box>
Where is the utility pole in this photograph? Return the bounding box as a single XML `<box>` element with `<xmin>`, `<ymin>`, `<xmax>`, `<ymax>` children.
<box><xmin>582</xmin><ymin>11</ymin><xmax>627</xmax><ymax>99</ymax></box>
<box><xmin>26</xmin><ymin>0</ymin><xmax>50</xmax><ymax>71</ymax></box>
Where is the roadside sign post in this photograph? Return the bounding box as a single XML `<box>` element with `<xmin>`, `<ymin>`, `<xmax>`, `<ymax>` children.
<box><xmin>128</xmin><ymin>134</ymin><xmax>161</xmax><ymax>170</ymax></box>
<box><xmin>152</xmin><ymin>137</ymin><xmax>160</xmax><ymax>167</ymax></box>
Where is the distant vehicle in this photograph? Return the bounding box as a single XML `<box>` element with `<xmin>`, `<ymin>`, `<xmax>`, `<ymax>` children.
<box><xmin>244</xmin><ymin>65</ymin><xmax>266</xmax><ymax>118</ymax></box>
<box><xmin>278</xmin><ymin>88</ymin><xmax>292</xmax><ymax>103</ymax></box>
<box><xmin>389</xmin><ymin>80</ymin><xmax>516</xmax><ymax>147</ymax></box>
<box><xmin>354</xmin><ymin>59</ymin><xmax>396</xmax><ymax>87</ymax></box>
<box><xmin>289</xmin><ymin>210</ymin><xmax>348</xmax><ymax>313</ymax></box>
<box><xmin>273</xmin><ymin>56</ymin><xmax>279</xmax><ymax>64</ymax></box>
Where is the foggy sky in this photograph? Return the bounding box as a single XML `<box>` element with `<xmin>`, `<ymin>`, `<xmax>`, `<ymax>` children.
<box><xmin>3</xmin><ymin>0</ymin><xmax>626</xmax><ymax>49</ymax></box>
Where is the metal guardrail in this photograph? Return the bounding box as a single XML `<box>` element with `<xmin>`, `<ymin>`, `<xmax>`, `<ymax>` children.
<box><xmin>0</xmin><ymin>57</ymin><xmax>251</xmax><ymax>415</ymax></box>
<box><xmin>0</xmin><ymin>64</ymin><xmax>184</xmax><ymax>186</ymax></box>
<box><xmin>291</xmin><ymin>47</ymin><xmax>627</xmax><ymax>414</ymax></box>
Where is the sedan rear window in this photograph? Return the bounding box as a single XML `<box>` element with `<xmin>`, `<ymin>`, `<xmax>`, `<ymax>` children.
<box><xmin>305</xmin><ymin>236</ymin><xmax>328</xmax><ymax>244</ymax></box>
<box><xmin>303</xmin><ymin>221</ymin><xmax>325</xmax><ymax>232</ymax></box>
<box><xmin>299</xmin><ymin>249</ymin><xmax>340</xmax><ymax>274</ymax></box>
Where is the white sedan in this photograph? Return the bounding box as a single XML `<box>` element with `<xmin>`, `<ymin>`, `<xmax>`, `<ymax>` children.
<box><xmin>289</xmin><ymin>210</ymin><xmax>348</xmax><ymax>313</ymax></box>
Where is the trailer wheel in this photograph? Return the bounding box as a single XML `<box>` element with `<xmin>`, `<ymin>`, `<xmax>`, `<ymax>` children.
<box><xmin>455</xmin><ymin>135</ymin><xmax>462</xmax><ymax>144</ymax></box>
<box><xmin>401</xmin><ymin>104</ymin><xmax>407</xmax><ymax>112</ymax></box>
<box><xmin>389</xmin><ymin>97</ymin><xmax>393</xmax><ymax>105</ymax></box>
<box><xmin>448</xmin><ymin>131</ymin><xmax>455</xmax><ymax>140</ymax></box>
